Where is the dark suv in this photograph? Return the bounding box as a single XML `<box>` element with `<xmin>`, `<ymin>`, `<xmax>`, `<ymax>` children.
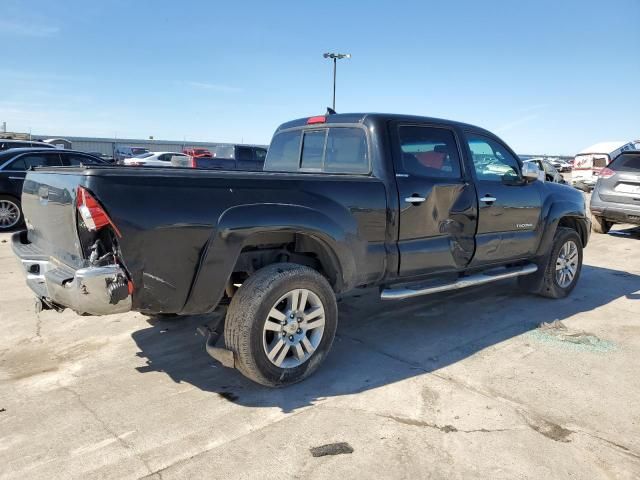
<box><xmin>590</xmin><ymin>150</ymin><xmax>640</xmax><ymax>233</ymax></box>
<box><xmin>0</xmin><ymin>148</ymin><xmax>104</xmax><ymax>230</ymax></box>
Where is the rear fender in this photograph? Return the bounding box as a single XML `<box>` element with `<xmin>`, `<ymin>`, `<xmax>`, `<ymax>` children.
<box><xmin>179</xmin><ymin>203</ymin><xmax>356</xmax><ymax>315</ymax></box>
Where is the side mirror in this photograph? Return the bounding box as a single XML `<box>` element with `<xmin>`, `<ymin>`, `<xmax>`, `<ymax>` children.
<box><xmin>521</xmin><ymin>162</ymin><xmax>540</xmax><ymax>182</ymax></box>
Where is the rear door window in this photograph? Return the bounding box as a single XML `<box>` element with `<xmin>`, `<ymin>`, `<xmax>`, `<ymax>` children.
<box><xmin>18</xmin><ymin>153</ymin><xmax>63</xmax><ymax>168</ymax></box>
<box><xmin>62</xmin><ymin>153</ymin><xmax>102</xmax><ymax>165</ymax></box>
<box><xmin>398</xmin><ymin>126</ymin><xmax>462</xmax><ymax>179</ymax></box>
<box><xmin>8</xmin><ymin>158</ymin><xmax>27</xmax><ymax>170</ymax></box>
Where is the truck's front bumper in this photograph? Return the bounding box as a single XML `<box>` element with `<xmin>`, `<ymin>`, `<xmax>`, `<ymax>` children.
<box><xmin>12</xmin><ymin>232</ymin><xmax>132</xmax><ymax>315</ymax></box>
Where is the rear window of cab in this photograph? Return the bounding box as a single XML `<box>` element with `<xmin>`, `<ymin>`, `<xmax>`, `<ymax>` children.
<box><xmin>265</xmin><ymin>127</ymin><xmax>369</xmax><ymax>174</ymax></box>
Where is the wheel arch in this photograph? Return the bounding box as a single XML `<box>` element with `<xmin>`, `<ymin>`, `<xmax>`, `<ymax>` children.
<box><xmin>179</xmin><ymin>203</ymin><xmax>356</xmax><ymax>315</ymax></box>
<box><xmin>536</xmin><ymin>200</ymin><xmax>589</xmax><ymax>257</ymax></box>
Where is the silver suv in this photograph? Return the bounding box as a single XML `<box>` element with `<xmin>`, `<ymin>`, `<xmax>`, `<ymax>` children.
<box><xmin>590</xmin><ymin>151</ymin><xmax>640</xmax><ymax>233</ymax></box>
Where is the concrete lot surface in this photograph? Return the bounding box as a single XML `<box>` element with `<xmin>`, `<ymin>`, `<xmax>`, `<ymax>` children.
<box><xmin>1</xmin><ymin>223</ymin><xmax>639</xmax><ymax>479</ymax></box>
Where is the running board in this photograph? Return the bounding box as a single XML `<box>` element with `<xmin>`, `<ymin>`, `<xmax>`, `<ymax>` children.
<box><xmin>380</xmin><ymin>263</ymin><xmax>538</xmax><ymax>301</ymax></box>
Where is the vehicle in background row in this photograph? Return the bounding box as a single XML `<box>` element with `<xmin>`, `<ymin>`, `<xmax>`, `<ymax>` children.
<box><xmin>43</xmin><ymin>138</ymin><xmax>73</xmax><ymax>150</ymax></box>
<box><xmin>114</xmin><ymin>146</ymin><xmax>151</xmax><ymax>162</ymax></box>
<box><xmin>590</xmin><ymin>150</ymin><xmax>640</xmax><ymax>233</ymax></box>
<box><xmin>87</xmin><ymin>152</ymin><xmax>115</xmax><ymax>163</ymax></box>
<box><xmin>12</xmin><ymin>112</ymin><xmax>590</xmax><ymax>387</ymax></box>
<box><xmin>548</xmin><ymin>158</ymin><xmax>572</xmax><ymax>172</ymax></box>
<box><xmin>573</xmin><ymin>141</ymin><xmax>637</xmax><ymax>191</ymax></box>
<box><xmin>183</xmin><ymin>147</ymin><xmax>213</xmax><ymax>158</ymax></box>
<box><xmin>0</xmin><ymin>148</ymin><xmax>106</xmax><ymax>230</ymax></box>
<box><xmin>0</xmin><ymin>139</ymin><xmax>56</xmax><ymax>151</ymax></box>
<box><xmin>173</xmin><ymin>144</ymin><xmax>267</xmax><ymax>170</ymax></box>
<box><xmin>123</xmin><ymin>151</ymin><xmax>189</xmax><ymax>167</ymax></box>
<box><xmin>524</xmin><ymin>158</ymin><xmax>567</xmax><ymax>184</ymax></box>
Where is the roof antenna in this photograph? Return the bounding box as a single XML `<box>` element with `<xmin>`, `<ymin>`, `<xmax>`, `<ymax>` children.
<box><xmin>326</xmin><ymin>107</ymin><xmax>337</xmax><ymax>115</ymax></box>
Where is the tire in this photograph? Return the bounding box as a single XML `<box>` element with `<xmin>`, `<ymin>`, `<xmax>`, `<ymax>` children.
<box><xmin>224</xmin><ymin>263</ymin><xmax>338</xmax><ymax>387</ymax></box>
<box><xmin>591</xmin><ymin>214</ymin><xmax>612</xmax><ymax>234</ymax></box>
<box><xmin>0</xmin><ymin>195</ymin><xmax>23</xmax><ymax>231</ymax></box>
<box><xmin>518</xmin><ymin>227</ymin><xmax>583</xmax><ymax>299</ymax></box>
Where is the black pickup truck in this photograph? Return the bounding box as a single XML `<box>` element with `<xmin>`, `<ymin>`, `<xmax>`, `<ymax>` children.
<box><xmin>12</xmin><ymin>113</ymin><xmax>590</xmax><ymax>386</ymax></box>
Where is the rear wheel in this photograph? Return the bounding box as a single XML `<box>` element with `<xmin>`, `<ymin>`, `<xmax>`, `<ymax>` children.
<box><xmin>224</xmin><ymin>263</ymin><xmax>337</xmax><ymax>387</ymax></box>
<box><xmin>519</xmin><ymin>227</ymin><xmax>583</xmax><ymax>299</ymax></box>
<box><xmin>591</xmin><ymin>214</ymin><xmax>612</xmax><ymax>234</ymax></box>
<box><xmin>0</xmin><ymin>195</ymin><xmax>23</xmax><ymax>231</ymax></box>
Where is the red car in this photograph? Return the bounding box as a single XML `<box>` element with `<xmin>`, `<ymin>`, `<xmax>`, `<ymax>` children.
<box><xmin>183</xmin><ymin>147</ymin><xmax>212</xmax><ymax>158</ymax></box>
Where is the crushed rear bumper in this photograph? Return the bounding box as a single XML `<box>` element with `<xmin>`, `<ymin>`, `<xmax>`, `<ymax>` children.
<box><xmin>11</xmin><ymin>231</ymin><xmax>132</xmax><ymax>315</ymax></box>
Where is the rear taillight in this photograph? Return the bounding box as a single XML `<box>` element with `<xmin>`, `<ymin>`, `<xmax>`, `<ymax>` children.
<box><xmin>599</xmin><ymin>167</ymin><xmax>615</xmax><ymax>179</ymax></box>
<box><xmin>77</xmin><ymin>186</ymin><xmax>122</xmax><ymax>237</ymax></box>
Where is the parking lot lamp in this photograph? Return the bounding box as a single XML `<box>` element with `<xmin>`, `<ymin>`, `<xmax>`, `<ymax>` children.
<box><xmin>323</xmin><ymin>52</ymin><xmax>351</xmax><ymax>110</ymax></box>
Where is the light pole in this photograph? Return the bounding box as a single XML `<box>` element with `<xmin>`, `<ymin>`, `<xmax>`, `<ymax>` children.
<box><xmin>323</xmin><ymin>52</ymin><xmax>351</xmax><ymax>111</ymax></box>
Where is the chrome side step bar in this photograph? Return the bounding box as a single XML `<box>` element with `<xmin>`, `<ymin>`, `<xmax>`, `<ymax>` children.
<box><xmin>380</xmin><ymin>263</ymin><xmax>538</xmax><ymax>301</ymax></box>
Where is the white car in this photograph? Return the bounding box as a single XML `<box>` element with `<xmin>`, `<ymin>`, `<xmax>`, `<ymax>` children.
<box><xmin>123</xmin><ymin>152</ymin><xmax>189</xmax><ymax>167</ymax></box>
<box><xmin>548</xmin><ymin>158</ymin><xmax>572</xmax><ymax>172</ymax></box>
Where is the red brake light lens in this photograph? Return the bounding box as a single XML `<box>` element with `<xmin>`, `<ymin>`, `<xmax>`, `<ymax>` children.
<box><xmin>599</xmin><ymin>167</ymin><xmax>615</xmax><ymax>179</ymax></box>
<box><xmin>77</xmin><ymin>186</ymin><xmax>121</xmax><ymax>237</ymax></box>
<box><xmin>307</xmin><ymin>115</ymin><xmax>326</xmax><ymax>125</ymax></box>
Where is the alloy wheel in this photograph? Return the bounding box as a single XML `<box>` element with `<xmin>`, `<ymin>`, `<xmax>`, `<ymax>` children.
<box><xmin>555</xmin><ymin>240</ymin><xmax>579</xmax><ymax>288</ymax></box>
<box><xmin>262</xmin><ymin>288</ymin><xmax>325</xmax><ymax>368</ymax></box>
<box><xmin>0</xmin><ymin>200</ymin><xmax>20</xmax><ymax>229</ymax></box>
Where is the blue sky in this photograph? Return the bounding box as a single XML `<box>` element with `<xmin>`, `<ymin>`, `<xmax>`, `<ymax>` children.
<box><xmin>1</xmin><ymin>0</ymin><xmax>638</xmax><ymax>154</ymax></box>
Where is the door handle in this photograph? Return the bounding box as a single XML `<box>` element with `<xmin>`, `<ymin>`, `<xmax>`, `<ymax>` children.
<box><xmin>405</xmin><ymin>195</ymin><xmax>426</xmax><ymax>204</ymax></box>
<box><xmin>480</xmin><ymin>195</ymin><xmax>497</xmax><ymax>203</ymax></box>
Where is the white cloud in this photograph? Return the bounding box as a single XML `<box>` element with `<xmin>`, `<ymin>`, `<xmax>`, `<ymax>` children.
<box><xmin>184</xmin><ymin>81</ymin><xmax>242</xmax><ymax>93</ymax></box>
<box><xmin>0</xmin><ymin>19</ymin><xmax>59</xmax><ymax>37</ymax></box>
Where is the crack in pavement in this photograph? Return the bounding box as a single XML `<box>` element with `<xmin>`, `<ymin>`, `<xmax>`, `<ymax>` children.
<box><xmin>378</xmin><ymin>414</ymin><xmax>515</xmax><ymax>434</ymax></box>
<box><xmin>573</xmin><ymin>428</ymin><xmax>640</xmax><ymax>461</ymax></box>
<box><xmin>59</xmin><ymin>384</ymin><xmax>154</xmax><ymax>476</ymax></box>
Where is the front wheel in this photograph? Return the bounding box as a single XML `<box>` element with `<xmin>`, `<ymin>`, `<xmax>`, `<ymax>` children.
<box><xmin>224</xmin><ymin>263</ymin><xmax>338</xmax><ymax>387</ymax></box>
<box><xmin>519</xmin><ymin>227</ymin><xmax>583</xmax><ymax>299</ymax></box>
